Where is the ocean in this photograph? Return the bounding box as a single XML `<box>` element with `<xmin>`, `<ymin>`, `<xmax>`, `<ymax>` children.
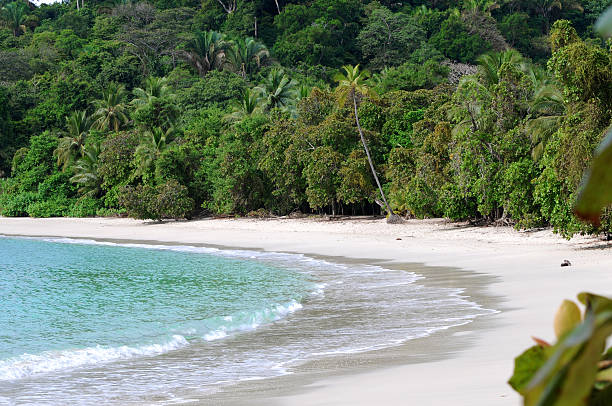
<box><xmin>0</xmin><ymin>235</ymin><xmax>494</xmax><ymax>404</ymax></box>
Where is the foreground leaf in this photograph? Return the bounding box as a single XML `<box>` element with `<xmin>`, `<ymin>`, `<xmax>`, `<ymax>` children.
<box><xmin>554</xmin><ymin>300</ymin><xmax>582</xmax><ymax>340</ymax></box>
<box><xmin>509</xmin><ymin>345</ymin><xmax>548</xmax><ymax>392</ymax></box>
<box><xmin>596</xmin><ymin>368</ymin><xmax>612</xmax><ymax>383</ymax></box>
<box><xmin>523</xmin><ymin>293</ymin><xmax>612</xmax><ymax>406</ymax></box>
<box><xmin>574</xmin><ymin>129</ymin><xmax>612</xmax><ymax>225</ymax></box>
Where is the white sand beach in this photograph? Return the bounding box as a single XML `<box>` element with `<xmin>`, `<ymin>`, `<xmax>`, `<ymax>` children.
<box><xmin>2</xmin><ymin>216</ymin><xmax>612</xmax><ymax>405</ymax></box>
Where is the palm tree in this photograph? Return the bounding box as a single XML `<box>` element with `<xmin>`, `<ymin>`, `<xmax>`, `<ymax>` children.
<box><xmin>92</xmin><ymin>83</ymin><xmax>129</xmax><ymax>132</ymax></box>
<box><xmin>525</xmin><ymin>70</ymin><xmax>565</xmax><ymax>160</ymax></box>
<box><xmin>368</xmin><ymin>67</ymin><xmax>390</xmax><ymax>89</ymax></box>
<box><xmin>70</xmin><ymin>141</ymin><xmax>102</xmax><ymax>198</ymax></box>
<box><xmin>132</xmin><ymin>76</ymin><xmax>178</xmax><ymax>130</ymax></box>
<box><xmin>449</xmin><ymin>50</ymin><xmax>526</xmax><ymax>136</ymax></box>
<box><xmin>225</xmin><ymin>37</ymin><xmax>269</xmax><ymax>78</ymax></box>
<box><xmin>462</xmin><ymin>0</ymin><xmax>500</xmax><ymax>16</ymax></box>
<box><xmin>54</xmin><ymin>110</ymin><xmax>93</xmax><ymax>170</ymax></box>
<box><xmin>334</xmin><ymin>65</ymin><xmax>400</xmax><ymax>223</ymax></box>
<box><xmin>2</xmin><ymin>1</ymin><xmax>26</xmax><ymax>37</ymax></box>
<box><xmin>296</xmin><ymin>84</ymin><xmax>311</xmax><ymax>103</ymax></box>
<box><xmin>224</xmin><ymin>88</ymin><xmax>261</xmax><ymax>123</ymax></box>
<box><xmin>255</xmin><ymin>68</ymin><xmax>297</xmax><ymax>112</ymax></box>
<box><xmin>476</xmin><ymin>49</ymin><xmax>524</xmax><ymax>86</ymax></box>
<box><xmin>448</xmin><ymin>74</ymin><xmax>493</xmax><ymax>136</ymax></box>
<box><xmin>132</xmin><ymin>76</ymin><xmax>174</xmax><ymax>107</ymax></box>
<box><xmin>134</xmin><ymin>127</ymin><xmax>175</xmax><ymax>177</ymax></box>
<box><xmin>182</xmin><ymin>31</ymin><xmax>226</xmax><ymax>77</ymax></box>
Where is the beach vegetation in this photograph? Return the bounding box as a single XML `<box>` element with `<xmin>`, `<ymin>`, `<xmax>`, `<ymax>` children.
<box><xmin>119</xmin><ymin>179</ymin><xmax>194</xmax><ymax>221</ymax></box>
<box><xmin>0</xmin><ymin>0</ymin><xmax>610</xmax><ymax>235</ymax></box>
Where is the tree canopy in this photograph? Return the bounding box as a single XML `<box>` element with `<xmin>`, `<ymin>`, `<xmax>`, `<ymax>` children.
<box><xmin>1</xmin><ymin>0</ymin><xmax>611</xmax><ymax>231</ymax></box>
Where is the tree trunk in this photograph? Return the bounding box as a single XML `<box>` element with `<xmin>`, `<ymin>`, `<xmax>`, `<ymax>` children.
<box><xmin>273</xmin><ymin>0</ymin><xmax>281</xmax><ymax>14</ymax></box>
<box><xmin>352</xmin><ymin>92</ymin><xmax>398</xmax><ymax>222</ymax></box>
<box><xmin>216</xmin><ymin>0</ymin><xmax>236</xmax><ymax>13</ymax></box>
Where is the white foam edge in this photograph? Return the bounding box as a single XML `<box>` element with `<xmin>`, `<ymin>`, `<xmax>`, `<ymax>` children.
<box><xmin>204</xmin><ymin>300</ymin><xmax>303</xmax><ymax>341</ymax></box>
<box><xmin>0</xmin><ymin>335</ymin><xmax>188</xmax><ymax>381</ymax></box>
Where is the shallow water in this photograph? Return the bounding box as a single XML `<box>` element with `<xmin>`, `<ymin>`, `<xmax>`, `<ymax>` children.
<box><xmin>0</xmin><ymin>236</ymin><xmax>495</xmax><ymax>405</ymax></box>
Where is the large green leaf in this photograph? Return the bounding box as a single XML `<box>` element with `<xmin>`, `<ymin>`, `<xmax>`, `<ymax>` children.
<box><xmin>523</xmin><ymin>294</ymin><xmax>612</xmax><ymax>406</ymax></box>
<box><xmin>509</xmin><ymin>345</ymin><xmax>549</xmax><ymax>392</ymax></box>
<box><xmin>595</xmin><ymin>368</ymin><xmax>612</xmax><ymax>383</ymax></box>
<box><xmin>574</xmin><ymin>129</ymin><xmax>612</xmax><ymax>225</ymax></box>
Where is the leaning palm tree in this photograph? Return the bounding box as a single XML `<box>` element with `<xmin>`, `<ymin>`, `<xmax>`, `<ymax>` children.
<box><xmin>224</xmin><ymin>88</ymin><xmax>261</xmax><ymax>123</ymax></box>
<box><xmin>182</xmin><ymin>30</ymin><xmax>226</xmax><ymax>77</ymax></box>
<box><xmin>70</xmin><ymin>141</ymin><xmax>102</xmax><ymax>198</ymax></box>
<box><xmin>54</xmin><ymin>110</ymin><xmax>93</xmax><ymax>170</ymax></box>
<box><xmin>334</xmin><ymin>65</ymin><xmax>400</xmax><ymax>223</ymax></box>
<box><xmin>225</xmin><ymin>37</ymin><xmax>269</xmax><ymax>78</ymax></box>
<box><xmin>92</xmin><ymin>83</ymin><xmax>129</xmax><ymax>132</ymax></box>
<box><xmin>131</xmin><ymin>76</ymin><xmax>174</xmax><ymax>107</ymax></box>
<box><xmin>2</xmin><ymin>1</ymin><xmax>27</xmax><ymax>37</ymax></box>
<box><xmin>255</xmin><ymin>68</ymin><xmax>297</xmax><ymax>112</ymax></box>
<box><xmin>134</xmin><ymin>127</ymin><xmax>175</xmax><ymax>177</ymax></box>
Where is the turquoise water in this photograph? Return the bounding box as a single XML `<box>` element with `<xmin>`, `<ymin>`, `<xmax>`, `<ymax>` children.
<box><xmin>0</xmin><ymin>237</ymin><xmax>312</xmax><ymax>374</ymax></box>
<box><xmin>0</xmin><ymin>236</ymin><xmax>495</xmax><ymax>405</ymax></box>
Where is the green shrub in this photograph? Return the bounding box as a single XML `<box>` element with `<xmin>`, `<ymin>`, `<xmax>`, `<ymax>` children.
<box><xmin>95</xmin><ymin>207</ymin><xmax>124</xmax><ymax>217</ymax></box>
<box><xmin>68</xmin><ymin>197</ymin><xmax>102</xmax><ymax>217</ymax></box>
<box><xmin>500</xmin><ymin>159</ymin><xmax>541</xmax><ymax>227</ymax></box>
<box><xmin>440</xmin><ymin>182</ymin><xmax>477</xmax><ymax>220</ymax></box>
<box><xmin>0</xmin><ymin>192</ymin><xmax>38</xmax><ymax>217</ymax></box>
<box><xmin>26</xmin><ymin>197</ymin><xmax>72</xmax><ymax>218</ymax></box>
<box><xmin>119</xmin><ymin>180</ymin><xmax>194</xmax><ymax>220</ymax></box>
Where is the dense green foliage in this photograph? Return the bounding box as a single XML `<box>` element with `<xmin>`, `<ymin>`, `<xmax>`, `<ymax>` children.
<box><xmin>0</xmin><ymin>0</ymin><xmax>611</xmax><ymax>231</ymax></box>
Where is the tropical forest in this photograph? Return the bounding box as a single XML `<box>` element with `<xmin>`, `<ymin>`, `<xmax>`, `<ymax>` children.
<box><xmin>1</xmin><ymin>0</ymin><xmax>611</xmax><ymax>236</ymax></box>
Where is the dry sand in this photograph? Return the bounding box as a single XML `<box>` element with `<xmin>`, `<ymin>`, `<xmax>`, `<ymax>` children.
<box><xmin>2</xmin><ymin>216</ymin><xmax>612</xmax><ymax>405</ymax></box>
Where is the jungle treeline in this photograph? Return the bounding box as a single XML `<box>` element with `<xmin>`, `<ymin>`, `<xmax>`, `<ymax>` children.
<box><xmin>1</xmin><ymin>0</ymin><xmax>612</xmax><ymax>236</ymax></box>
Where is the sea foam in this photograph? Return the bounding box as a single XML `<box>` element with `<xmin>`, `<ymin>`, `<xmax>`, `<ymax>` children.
<box><xmin>203</xmin><ymin>300</ymin><xmax>303</xmax><ymax>341</ymax></box>
<box><xmin>0</xmin><ymin>335</ymin><xmax>188</xmax><ymax>380</ymax></box>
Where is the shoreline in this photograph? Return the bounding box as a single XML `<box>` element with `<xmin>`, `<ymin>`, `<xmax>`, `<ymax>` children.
<box><xmin>2</xmin><ymin>233</ymin><xmax>501</xmax><ymax>405</ymax></box>
<box><xmin>206</xmin><ymin>258</ymin><xmax>501</xmax><ymax>406</ymax></box>
<box><xmin>2</xmin><ymin>217</ymin><xmax>612</xmax><ymax>405</ymax></box>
